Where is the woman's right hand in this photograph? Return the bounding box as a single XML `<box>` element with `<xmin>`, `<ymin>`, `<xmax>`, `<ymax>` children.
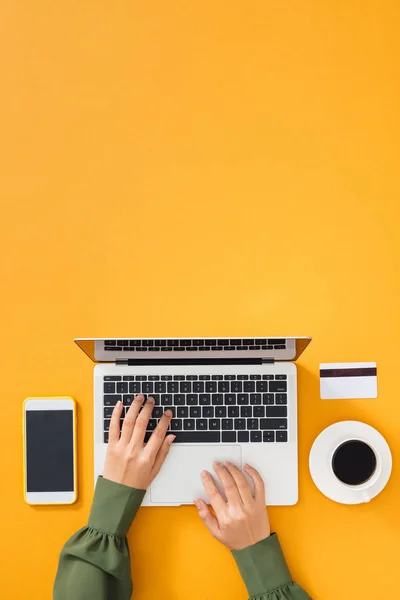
<box><xmin>194</xmin><ymin>462</ymin><xmax>270</xmax><ymax>551</ymax></box>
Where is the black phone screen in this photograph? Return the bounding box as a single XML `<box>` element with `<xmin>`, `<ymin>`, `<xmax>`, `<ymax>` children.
<box><xmin>26</xmin><ymin>410</ymin><xmax>74</xmax><ymax>492</ymax></box>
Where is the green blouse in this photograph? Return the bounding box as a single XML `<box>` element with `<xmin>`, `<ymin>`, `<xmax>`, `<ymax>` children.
<box><xmin>53</xmin><ymin>477</ymin><xmax>311</xmax><ymax>600</ymax></box>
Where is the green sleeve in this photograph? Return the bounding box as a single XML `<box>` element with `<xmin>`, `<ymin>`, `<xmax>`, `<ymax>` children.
<box><xmin>53</xmin><ymin>477</ymin><xmax>145</xmax><ymax>600</ymax></box>
<box><xmin>232</xmin><ymin>534</ymin><xmax>311</xmax><ymax>600</ymax></box>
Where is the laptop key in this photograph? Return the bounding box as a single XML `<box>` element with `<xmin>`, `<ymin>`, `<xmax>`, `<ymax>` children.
<box><xmin>250</xmin><ymin>375</ymin><xmax>261</xmax><ymax>380</ymax></box>
<box><xmin>215</xmin><ymin>406</ymin><xmax>227</xmax><ymax>417</ymax></box>
<box><xmin>174</xmin><ymin>394</ymin><xmax>186</xmax><ymax>405</ymax></box>
<box><xmin>263</xmin><ymin>394</ymin><xmax>274</xmax><ymax>405</ymax></box>
<box><xmin>117</xmin><ymin>382</ymin><xmax>128</xmax><ymax>394</ymax></box>
<box><xmin>193</xmin><ymin>382</ymin><xmax>204</xmax><ymax>393</ymax></box>
<box><xmin>218</xmin><ymin>381</ymin><xmax>230</xmax><ymax>393</ymax></box>
<box><xmin>104</xmin><ymin>432</ymin><xmax>109</xmax><ymax>443</ymax></box>
<box><xmin>222</xmin><ymin>431</ymin><xmax>236</xmax><ymax>442</ymax></box>
<box><xmin>104</xmin><ymin>406</ymin><xmax>116</xmax><ymax>417</ymax></box>
<box><xmin>212</xmin><ymin>375</ymin><xmax>223</xmax><ymax>380</ymax></box>
<box><xmin>237</xmin><ymin>394</ymin><xmax>249</xmax><ymax>405</ymax></box>
<box><xmin>173</xmin><ymin>375</ymin><xmax>185</xmax><ymax>380</ymax></box>
<box><xmin>260</xmin><ymin>418</ymin><xmax>287</xmax><ymax>430</ymax></box>
<box><xmin>276</xmin><ymin>374</ymin><xmax>287</xmax><ymax>380</ymax></box>
<box><xmin>123</xmin><ymin>395</ymin><xmax>134</xmax><ymax>406</ymax></box>
<box><xmin>155</xmin><ymin>382</ymin><xmax>166</xmax><ymax>393</ymax></box>
<box><xmin>196</xmin><ymin>419</ymin><xmax>208</xmax><ymax>430</ymax></box>
<box><xmin>104</xmin><ymin>376</ymin><xmax>121</xmax><ymax>381</ymax></box>
<box><xmin>183</xmin><ymin>419</ymin><xmax>195</xmax><ymax>430</ymax></box>
<box><xmin>209</xmin><ymin>418</ymin><xmax>221</xmax><ymax>430</ymax></box>
<box><xmin>234</xmin><ymin>418</ymin><xmax>246</xmax><ymax>430</ymax></box>
<box><xmin>269</xmin><ymin>381</ymin><xmax>287</xmax><ymax>393</ymax></box>
<box><xmin>190</xmin><ymin>407</ymin><xmax>202</xmax><ymax>418</ymax></box>
<box><xmin>251</xmin><ymin>431</ymin><xmax>262</xmax><ymax>442</ymax></box>
<box><xmin>104</xmin><ymin>418</ymin><xmax>111</xmax><ymax>430</ymax></box>
<box><xmin>263</xmin><ymin>431</ymin><xmax>275</xmax><ymax>442</ymax></box>
<box><xmin>199</xmin><ymin>374</ymin><xmax>211</xmax><ymax>380</ymax></box>
<box><xmin>186</xmin><ymin>375</ymin><xmax>198</xmax><ymax>380</ymax></box>
<box><xmin>177</xmin><ymin>407</ymin><xmax>188</xmax><ymax>418</ymax></box>
<box><xmin>172</xmin><ymin>431</ymin><xmax>220</xmax><ymax>443</ymax></box>
<box><xmin>212</xmin><ymin>394</ymin><xmax>224</xmax><ymax>405</ymax></box>
<box><xmin>224</xmin><ymin>394</ymin><xmax>236</xmax><ymax>405</ymax></box>
<box><xmin>244</xmin><ymin>381</ymin><xmax>255</xmax><ymax>392</ymax></box>
<box><xmin>240</xmin><ymin>406</ymin><xmax>252</xmax><ymax>417</ymax></box>
<box><xmin>262</xmin><ymin>374</ymin><xmax>274</xmax><ymax>380</ymax></box>
<box><xmin>153</xmin><ymin>406</ymin><xmax>164</xmax><ymax>418</ymax></box>
<box><xmin>266</xmin><ymin>406</ymin><xmax>287</xmax><ymax>418</ymax></box>
<box><xmin>253</xmin><ymin>406</ymin><xmax>265</xmax><ymax>417</ymax></box>
<box><xmin>104</xmin><ymin>394</ymin><xmax>121</xmax><ymax>406</ymax></box>
<box><xmin>228</xmin><ymin>406</ymin><xmax>239</xmax><ymax>417</ymax></box>
<box><xmin>161</xmin><ymin>395</ymin><xmax>173</xmax><ymax>406</ymax></box>
<box><xmin>199</xmin><ymin>394</ymin><xmax>211</xmax><ymax>405</ymax></box>
<box><xmin>147</xmin><ymin>419</ymin><xmax>157</xmax><ymax>431</ymax></box>
<box><xmin>202</xmin><ymin>406</ymin><xmax>214</xmax><ymax>418</ymax></box>
<box><xmin>276</xmin><ymin>394</ymin><xmax>287</xmax><ymax>404</ymax></box>
<box><xmin>222</xmin><ymin>419</ymin><xmax>233</xmax><ymax>430</ymax></box>
<box><xmin>129</xmin><ymin>382</ymin><xmax>141</xmax><ymax>394</ymax></box>
<box><xmin>250</xmin><ymin>394</ymin><xmax>261</xmax><ymax>405</ymax></box>
<box><xmin>247</xmin><ymin>418</ymin><xmax>259</xmax><ymax>430</ymax></box>
<box><xmin>206</xmin><ymin>381</ymin><xmax>217</xmax><ymax>393</ymax></box>
<box><xmin>231</xmin><ymin>381</ymin><xmax>242</xmax><ymax>393</ymax></box>
<box><xmin>256</xmin><ymin>381</ymin><xmax>268</xmax><ymax>392</ymax></box>
<box><xmin>238</xmin><ymin>431</ymin><xmax>249</xmax><ymax>442</ymax></box>
<box><xmin>171</xmin><ymin>419</ymin><xmax>183</xmax><ymax>431</ymax></box>
<box><xmin>167</xmin><ymin>382</ymin><xmax>179</xmax><ymax>393</ymax></box>
<box><xmin>104</xmin><ymin>382</ymin><xmax>115</xmax><ymax>393</ymax></box>
<box><xmin>187</xmin><ymin>394</ymin><xmax>198</xmax><ymax>405</ymax></box>
<box><xmin>224</xmin><ymin>374</ymin><xmax>235</xmax><ymax>380</ymax></box>
<box><xmin>180</xmin><ymin>381</ymin><xmax>191</xmax><ymax>393</ymax></box>
<box><xmin>142</xmin><ymin>382</ymin><xmax>154</xmax><ymax>394</ymax></box>
<box><xmin>276</xmin><ymin>431</ymin><xmax>288</xmax><ymax>442</ymax></box>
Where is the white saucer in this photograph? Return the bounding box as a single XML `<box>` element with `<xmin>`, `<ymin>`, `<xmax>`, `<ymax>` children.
<box><xmin>309</xmin><ymin>421</ymin><xmax>392</xmax><ymax>504</ymax></box>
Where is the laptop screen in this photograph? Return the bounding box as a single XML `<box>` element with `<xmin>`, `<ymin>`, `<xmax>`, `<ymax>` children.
<box><xmin>74</xmin><ymin>337</ymin><xmax>311</xmax><ymax>363</ymax></box>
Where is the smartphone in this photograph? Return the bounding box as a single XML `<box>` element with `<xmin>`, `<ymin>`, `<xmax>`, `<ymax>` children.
<box><xmin>23</xmin><ymin>397</ymin><xmax>77</xmax><ymax>505</ymax></box>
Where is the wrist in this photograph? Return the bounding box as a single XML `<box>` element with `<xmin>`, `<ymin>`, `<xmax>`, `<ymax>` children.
<box><xmin>232</xmin><ymin>534</ymin><xmax>292</xmax><ymax>597</ymax></box>
<box><xmin>88</xmin><ymin>477</ymin><xmax>146</xmax><ymax>536</ymax></box>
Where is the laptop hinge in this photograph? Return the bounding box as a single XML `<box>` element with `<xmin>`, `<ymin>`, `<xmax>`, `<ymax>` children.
<box><xmin>115</xmin><ymin>358</ymin><xmax>266</xmax><ymax>367</ymax></box>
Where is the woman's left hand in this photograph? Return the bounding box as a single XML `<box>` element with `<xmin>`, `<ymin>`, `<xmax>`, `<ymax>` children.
<box><xmin>103</xmin><ymin>394</ymin><xmax>175</xmax><ymax>490</ymax></box>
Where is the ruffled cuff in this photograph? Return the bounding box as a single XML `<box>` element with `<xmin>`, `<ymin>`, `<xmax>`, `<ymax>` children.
<box><xmin>88</xmin><ymin>477</ymin><xmax>146</xmax><ymax>536</ymax></box>
<box><xmin>232</xmin><ymin>534</ymin><xmax>292</xmax><ymax>598</ymax></box>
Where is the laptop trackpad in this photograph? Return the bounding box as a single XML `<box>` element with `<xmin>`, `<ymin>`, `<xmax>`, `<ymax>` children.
<box><xmin>150</xmin><ymin>445</ymin><xmax>242</xmax><ymax>505</ymax></box>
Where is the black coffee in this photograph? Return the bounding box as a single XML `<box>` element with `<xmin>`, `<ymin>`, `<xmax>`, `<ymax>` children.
<box><xmin>332</xmin><ymin>440</ymin><xmax>376</xmax><ymax>486</ymax></box>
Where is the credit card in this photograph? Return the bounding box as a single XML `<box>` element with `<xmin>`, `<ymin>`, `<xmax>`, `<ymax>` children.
<box><xmin>320</xmin><ymin>362</ymin><xmax>377</xmax><ymax>399</ymax></box>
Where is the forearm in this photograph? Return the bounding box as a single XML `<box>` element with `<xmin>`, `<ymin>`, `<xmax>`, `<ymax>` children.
<box><xmin>53</xmin><ymin>477</ymin><xmax>145</xmax><ymax>600</ymax></box>
<box><xmin>232</xmin><ymin>535</ymin><xmax>311</xmax><ymax>600</ymax></box>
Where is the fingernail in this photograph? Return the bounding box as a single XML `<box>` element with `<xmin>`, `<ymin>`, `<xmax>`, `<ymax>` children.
<box><xmin>201</xmin><ymin>470</ymin><xmax>208</xmax><ymax>478</ymax></box>
<box><xmin>165</xmin><ymin>409</ymin><xmax>173</xmax><ymax>417</ymax></box>
<box><xmin>193</xmin><ymin>499</ymin><xmax>201</xmax><ymax>509</ymax></box>
<box><xmin>225</xmin><ymin>461</ymin><xmax>232</xmax><ymax>467</ymax></box>
<box><xmin>147</xmin><ymin>397</ymin><xmax>154</xmax><ymax>404</ymax></box>
<box><xmin>168</xmin><ymin>435</ymin><xmax>176</xmax><ymax>444</ymax></box>
<box><xmin>116</xmin><ymin>400</ymin><xmax>121</xmax><ymax>408</ymax></box>
<box><xmin>213</xmin><ymin>461</ymin><xmax>221</xmax><ymax>467</ymax></box>
<box><xmin>244</xmin><ymin>463</ymin><xmax>250</xmax><ymax>469</ymax></box>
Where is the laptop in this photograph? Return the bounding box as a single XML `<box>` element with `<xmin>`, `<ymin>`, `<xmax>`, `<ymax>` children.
<box><xmin>75</xmin><ymin>336</ymin><xmax>311</xmax><ymax>506</ymax></box>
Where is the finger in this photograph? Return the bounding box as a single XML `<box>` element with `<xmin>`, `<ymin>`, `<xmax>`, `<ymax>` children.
<box><xmin>243</xmin><ymin>463</ymin><xmax>265</xmax><ymax>503</ymax></box>
<box><xmin>120</xmin><ymin>394</ymin><xmax>145</xmax><ymax>444</ymax></box>
<box><xmin>144</xmin><ymin>409</ymin><xmax>173</xmax><ymax>457</ymax></box>
<box><xmin>213</xmin><ymin>461</ymin><xmax>242</xmax><ymax>507</ymax></box>
<box><xmin>130</xmin><ymin>396</ymin><xmax>155</xmax><ymax>445</ymax></box>
<box><xmin>224</xmin><ymin>461</ymin><xmax>254</xmax><ymax>505</ymax></box>
<box><xmin>151</xmin><ymin>434</ymin><xmax>175</xmax><ymax>477</ymax></box>
<box><xmin>201</xmin><ymin>470</ymin><xmax>226</xmax><ymax>515</ymax></box>
<box><xmin>109</xmin><ymin>400</ymin><xmax>124</xmax><ymax>444</ymax></box>
<box><xmin>194</xmin><ymin>498</ymin><xmax>220</xmax><ymax>538</ymax></box>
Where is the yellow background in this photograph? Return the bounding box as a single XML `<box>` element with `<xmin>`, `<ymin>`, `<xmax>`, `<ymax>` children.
<box><xmin>1</xmin><ymin>1</ymin><xmax>399</xmax><ymax>598</ymax></box>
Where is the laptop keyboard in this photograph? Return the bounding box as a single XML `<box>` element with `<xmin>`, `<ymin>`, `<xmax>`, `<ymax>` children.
<box><xmin>103</xmin><ymin>374</ymin><xmax>288</xmax><ymax>444</ymax></box>
<box><xmin>104</xmin><ymin>338</ymin><xmax>287</xmax><ymax>352</ymax></box>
